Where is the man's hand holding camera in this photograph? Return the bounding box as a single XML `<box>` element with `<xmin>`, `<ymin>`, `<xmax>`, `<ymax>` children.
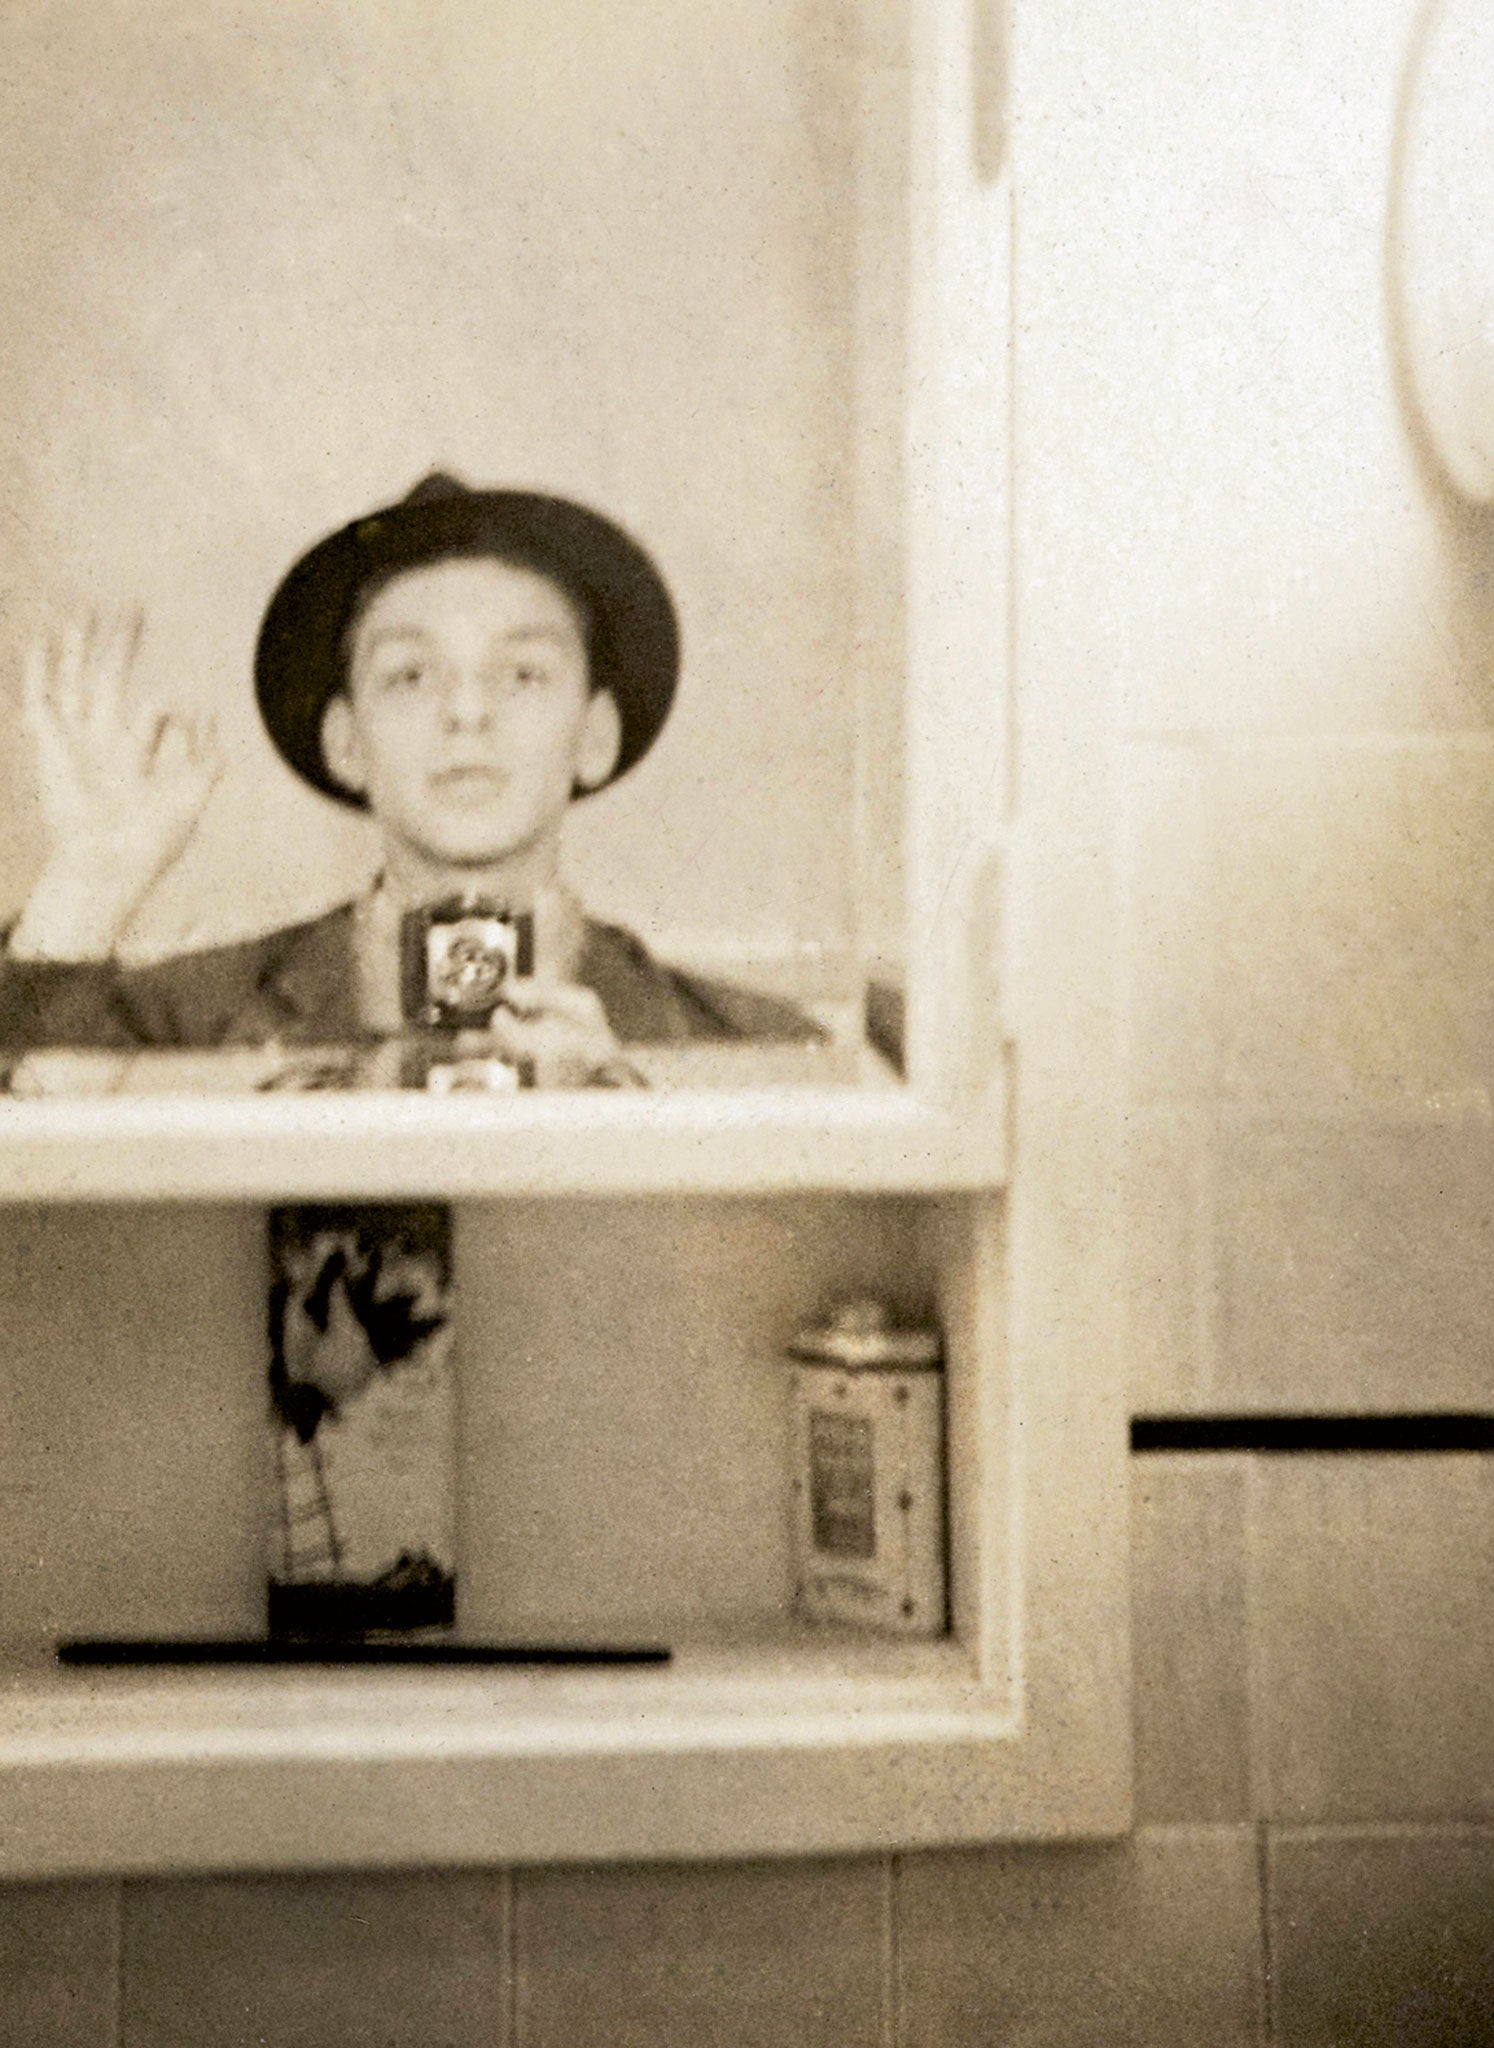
<box><xmin>408</xmin><ymin>902</ymin><xmax>638</xmax><ymax>1087</ymax></box>
<box><xmin>475</xmin><ymin>973</ymin><xmax>640</xmax><ymax>1088</ymax></box>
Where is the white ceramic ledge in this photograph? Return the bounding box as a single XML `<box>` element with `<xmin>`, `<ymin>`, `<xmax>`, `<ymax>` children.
<box><xmin>0</xmin><ymin>1087</ymin><xmax>1005</xmax><ymax>1202</ymax></box>
<box><xmin>0</xmin><ymin>1638</ymin><xmax>1127</xmax><ymax>1879</ymax></box>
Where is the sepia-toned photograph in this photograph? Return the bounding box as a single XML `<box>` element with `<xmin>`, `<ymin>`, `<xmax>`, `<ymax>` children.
<box><xmin>2</xmin><ymin>0</ymin><xmax>1490</xmax><ymax>2041</ymax></box>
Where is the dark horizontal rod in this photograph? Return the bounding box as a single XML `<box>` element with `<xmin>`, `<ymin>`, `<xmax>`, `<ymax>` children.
<box><xmin>1131</xmin><ymin>1414</ymin><xmax>1494</xmax><ymax>1455</ymax></box>
<box><xmin>56</xmin><ymin>1638</ymin><xmax>672</xmax><ymax>1668</ymax></box>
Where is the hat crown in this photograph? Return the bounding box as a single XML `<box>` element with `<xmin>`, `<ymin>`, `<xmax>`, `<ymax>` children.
<box><xmin>401</xmin><ymin>470</ymin><xmax>472</xmax><ymax>507</ymax></box>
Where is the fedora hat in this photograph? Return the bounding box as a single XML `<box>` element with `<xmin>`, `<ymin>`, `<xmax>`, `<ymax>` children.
<box><xmin>255</xmin><ymin>472</ymin><xmax>679</xmax><ymax>806</ymax></box>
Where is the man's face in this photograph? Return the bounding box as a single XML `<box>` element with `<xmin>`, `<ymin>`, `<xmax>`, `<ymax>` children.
<box><xmin>322</xmin><ymin>555</ymin><xmax>619</xmax><ymax>872</ymax></box>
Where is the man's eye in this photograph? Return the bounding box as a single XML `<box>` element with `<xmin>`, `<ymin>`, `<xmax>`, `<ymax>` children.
<box><xmin>383</xmin><ymin>661</ymin><xmax>428</xmax><ymax>690</ymax></box>
<box><xmin>511</xmin><ymin>663</ymin><xmax>550</xmax><ymax>688</ymax></box>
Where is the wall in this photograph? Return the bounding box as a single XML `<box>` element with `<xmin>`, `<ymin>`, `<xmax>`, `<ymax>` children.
<box><xmin>2</xmin><ymin>0</ymin><xmax>1493</xmax><ymax>2041</ymax></box>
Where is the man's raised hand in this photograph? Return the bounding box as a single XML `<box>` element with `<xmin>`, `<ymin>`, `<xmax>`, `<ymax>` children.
<box><xmin>11</xmin><ymin>612</ymin><xmax>222</xmax><ymax>960</ymax></box>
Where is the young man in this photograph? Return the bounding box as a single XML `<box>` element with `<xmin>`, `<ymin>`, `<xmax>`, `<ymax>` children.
<box><xmin>0</xmin><ymin>473</ymin><xmax>815</xmax><ymax>1080</ymax></box>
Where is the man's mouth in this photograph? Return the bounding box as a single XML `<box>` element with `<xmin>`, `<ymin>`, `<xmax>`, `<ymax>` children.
<box><xmin>430</xmin><ymin>764</ymin><xmax>505</xmax><ymax>798</ymax></box>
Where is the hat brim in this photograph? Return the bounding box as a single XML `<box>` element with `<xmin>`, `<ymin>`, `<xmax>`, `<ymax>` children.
<box><xmin>254</xmin><ymin>489</ymin><xmax>679</xmax><ymax>807</ymax></box>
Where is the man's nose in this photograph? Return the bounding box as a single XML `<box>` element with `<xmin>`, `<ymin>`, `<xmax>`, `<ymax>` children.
<box><xmin>440</xmin><ymin>666</ymin><xmax>496</xmax><ymax>728</ymax></box>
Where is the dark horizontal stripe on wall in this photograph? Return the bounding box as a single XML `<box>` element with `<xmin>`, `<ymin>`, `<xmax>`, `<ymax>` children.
<box><xmin>1131</xmin><ymin>1414</ymin><xmax>1494</xmax><ymax>1454</ymax></box>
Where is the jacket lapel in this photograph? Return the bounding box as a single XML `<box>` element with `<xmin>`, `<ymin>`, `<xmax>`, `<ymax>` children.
<box><xmin>245</xmin><ymin>905</ymin><xmax>365</xmax><ymax>1043</ymax></box>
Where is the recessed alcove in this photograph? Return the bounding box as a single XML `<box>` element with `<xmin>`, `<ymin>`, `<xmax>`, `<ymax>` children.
<box><xmin>0</xmin><ymin>1185</ymin><xmax>1112</xmax><ymax>1878</ymax></box>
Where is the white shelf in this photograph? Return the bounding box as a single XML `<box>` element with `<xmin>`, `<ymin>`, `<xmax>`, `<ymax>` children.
<box><xmin>0</xmin><ymin>1185</ymin><xmax>1133</xmax><ymax>1878</ymax></box>
<box><xmin>0</xmin><ymin>1636</ymin><xmax>1123</xmax><ymax>1878</ymax></box>
<box><xmin>0</xmin><ymin>1087</ymin><xmax>1006</xmax><ymax>1203</ymax></box>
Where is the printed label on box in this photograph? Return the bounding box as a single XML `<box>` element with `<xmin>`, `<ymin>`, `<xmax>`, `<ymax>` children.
<box><xmin>808</xmin><ymin>1409</ymin><xmax>878</xmax><ymax>1558</ymax></box>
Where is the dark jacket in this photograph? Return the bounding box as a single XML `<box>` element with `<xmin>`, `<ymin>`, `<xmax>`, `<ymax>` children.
<box><xmin>0</xmin><ymin>904</ymin><xmax>819</xmax><ymax>1052</ymax></box>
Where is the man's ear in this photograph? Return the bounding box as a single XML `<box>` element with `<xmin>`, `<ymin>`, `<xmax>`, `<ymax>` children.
<box><xmin>575</xmin><ymin>688</ymin><xmax>622</xmax><ymax>792</ymax></box>
<box><xmin>320</xmin><ymin>695</ymin><xmax>368</xmax><ymax>797</ymax></box>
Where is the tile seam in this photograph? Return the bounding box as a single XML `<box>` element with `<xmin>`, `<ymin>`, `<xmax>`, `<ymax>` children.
<box><xmin>885</xmin><ymin>1853</ymin><xmax>903</xmax><ymax>2048</ymax></box>
<box><xmin>1256</xmin><ymin>1820</ymin><xmax>1276</xmax><ymax>2047</ymax></box>
<box><xmin>109</xmin><ymin>1878</ymin><xmax>125</xmax><ymax>2048</ymax></box>
<box><xmin>1265</xmin><ymin>1819</ymin><xmax>1494</xmax><ymax>1842</ymax></box>
<box><xmin>1243</xmin><ymin>1456</ymin><xmax>1271</xmax><ymax>1825</ymax></box>
<box><xmin>505</xmin><ymin>1868</ymin><xmax>524</xmax><ymax>2048</ymax></box>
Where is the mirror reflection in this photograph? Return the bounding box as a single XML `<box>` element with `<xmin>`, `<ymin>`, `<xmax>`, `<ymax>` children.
<box><xmin>0</xmin><ymin>0</ymin><xmax>908</xmax><ymax>1095</ymax></box>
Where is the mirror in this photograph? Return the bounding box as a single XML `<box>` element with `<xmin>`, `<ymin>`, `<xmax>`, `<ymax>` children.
<box><xmin>0</xmin><ymin>0</ymin><xmax>915</xmax><ymax>1096</ymax></box>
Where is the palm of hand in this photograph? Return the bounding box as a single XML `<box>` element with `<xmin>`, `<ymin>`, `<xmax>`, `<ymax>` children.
<box><xmin>22</xmin><ymin>614</ymin><xmax>221</xmax><ymax>893</ymax></box>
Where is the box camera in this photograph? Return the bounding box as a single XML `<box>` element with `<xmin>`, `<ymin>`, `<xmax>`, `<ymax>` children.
<box><xmin>400</xmin><ymin>898</ymin><xmax>535</xmax><ymax>1030</ymax></box>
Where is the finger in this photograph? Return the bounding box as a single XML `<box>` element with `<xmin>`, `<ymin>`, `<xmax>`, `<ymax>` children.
<box><xmin>184</xmin><ymin>719</ymin><xmax>227</xmax><ymax>809</ymax></box>
<box><xmin>125</xmin><ymin>700</ymin><xmax>172</xmax><ymax>778</ymax></box>
<box><xmin>20</xmin><ymin>634</ymin><xmax>71</xmax><ymax>785</ymax></box>
<box><xmin>146</xmin><ymin>716</ymin><xmax>191</xmax><ymax>781</ymax></box>
<box><xmin>482</xmin><ymin>1006</ymin><xmax>582</xmax><ymax>1066</ymax></box>
<box><xmin>87</xmin><ymin>607</ymin><xmax>144</xmax><ymax>730</ymax></box>
<box><xmin>481</xmin><ymin>1006</ymin><xmax>530</xmax><ymax>1059</ymax></box>
<box><xmin>186</xmin><ymin>712</ymin><xmax>225</xmax><ymax>782</ymax></box>
<box><xmin>79</xmin><ymin>609</ymin><xmax>112</xmax><ymax>730</ymax></box>
<box><xmin>492</xmin><ymin>1004</ymin><xmax>621</xmax><ymax>1073</ymax></box>
<box><xmin>449</xmin><ymin>1028</ymin><xmax>500</xmax><ymax>1058</ymax></box>
<box><xmin>173</xmin><ymin>709</ymin><xmax>213</xmax><ymax>774</ymax></box>
<box><xmin>20</xmin><ymin>635</ymin><xmax>53</xmax><ymax>740</ymax></box>
<box><xmin>127</xmin><ymin>702</ymin><xmax>221</xmax><ymax>811</ymax></box>
<box><xmin>500</xmin><ymin>974</ymin><xmax>607</xmax><ymax>1028</ymax></box>
<box><xmin>54</xmin><ymin>615</ymin><xmax>90</xmax><ymax>733</ymax></box>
